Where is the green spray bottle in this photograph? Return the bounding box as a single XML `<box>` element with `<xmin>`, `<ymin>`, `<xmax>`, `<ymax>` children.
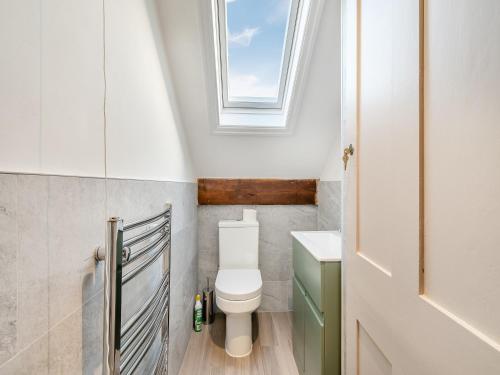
<box><xmin>193</xmin><ymin>294</ymin><xmax>202</xmax><ymax>332</ymax></box>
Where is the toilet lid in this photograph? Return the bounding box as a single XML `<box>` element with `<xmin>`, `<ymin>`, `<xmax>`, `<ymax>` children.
<box><xmin>215</xmin><ymin>269</ymin><xmax>262</xmax><ymax>301</ymax></box>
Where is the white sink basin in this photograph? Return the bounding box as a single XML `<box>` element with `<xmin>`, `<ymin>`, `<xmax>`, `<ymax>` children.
<box><xmin>290</xmin><ymin>231</ymin><xmax>342</xmax><ymax>262</ymax></box>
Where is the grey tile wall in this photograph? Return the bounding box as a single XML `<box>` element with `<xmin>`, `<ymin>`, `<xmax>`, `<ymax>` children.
<box><xmin>198</xmin><ymin>205</ymin><xmax>318</xmax><ymax>312</ymax></box>
<box><xmin>0</xmin><ymin>174</ymin><xmax>340</xmax><ymax>374</ymax></box>
<box><xmin>317</xmin><ymin>180</ymin><xmax>342</xmax><ymax>231</ymax></box>
<box><xmin>0</xmin><ymin>174</ymin><xmax>19</xmax><ymax>365</ymax></box>
<box><xmin>0</xmin><ymin>173</ymin><xmax>197</xmax><ymax>375</ymax></box>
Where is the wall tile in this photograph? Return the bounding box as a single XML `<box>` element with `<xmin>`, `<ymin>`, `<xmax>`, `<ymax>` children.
<box><xmin>260</xmin><ymin>281</ymin><xmax>289</xmax><ymax>312</ymax></box>
<box><xmin>47</xmin><ymin>176</ymin><xmax>106</xmax><ymax>328</ymax></box>
<box><xmin>317</xmin><ymin>181</ymin><xmax>341</xmax><ymax>231</ymax></box>
<box><xmin>198</xmin><ymin>248</ymin><xmax>218</xmax><ymax>291</ymax></box>
<box><xmin>288</xmin><ymin>205</ymin><xmax>319</xmax><ymax>232</ymax></box>
<box><xmin>258</xmin><ymin>206</ymin><xmax>294</xmax><ymax>248</ymax></box>
<box><xmin>259</xmin><ymin>240</ymin><xmax>292</xmax><ymax>282</ymax></box>
<box><xmin>0</xmin><ymin>334</ymin><xmax>49</xmax><ymax>375</ymax></box>
<box><xmin>0</xmin><ymin>174</ymin><xmax>18</xmax><ymax>364</ymax></box>
<box><xmin>168</xmin><ymin>182</ymin><xmax>197</xmax><ymax>235</ymax></box>
<box><xmin>47</xmin><ymin>297</ymin><xmax>100</xmax><ymax>375</ymax></box>
<box><xmin>48</xmin><ymin>308</ymin><xmax>83</xmax><ymax>375</ymax></box>
<box><xmin>81</xmin><ymin>256</ymin><xmax>104</xmax><ymax>309</ymax></box>
<box><xmin>16</xmin><ymin>175</ymin><xmax>50</xmax><ymax>351</ymax></box>
<box><xmin>105</xmin><ymin>178</ymin><xmax>157</xmax><ymax>222</ymax></box>
<box><xmin>169</xmin><ymin>259</ymin><xmax>197</xmax><ymax>375</ymax></box>
<box><xmin>82</xmin><ymin>292</ymin><xmax>103</xmax><ymax>375</ymax></box>
<box><xmin>105</xmin><ymin>179</ymin><xmax>194</xmax><ymax>230</ymax></box>
<box><xmin>171</xmin><ymin>224</ymin><xmax>197</xmax><ymax>288</ymax></box>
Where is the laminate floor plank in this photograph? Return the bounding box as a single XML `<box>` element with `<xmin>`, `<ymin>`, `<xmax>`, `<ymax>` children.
<box><xmin>178</xmin><ymin>312</ymin><xmax>299</xmax><ymax>375</ymax></box>
<box><xmin>257</xmin><ymin>312</ymin><xmax>275</xmax><ymax>347</ymax></box>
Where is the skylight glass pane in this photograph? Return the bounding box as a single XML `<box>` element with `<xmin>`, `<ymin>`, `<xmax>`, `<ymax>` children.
<box><xmin>225</xmin><ymin>0</ymin><xmax>292</xmax><ymax>103</ymax></box>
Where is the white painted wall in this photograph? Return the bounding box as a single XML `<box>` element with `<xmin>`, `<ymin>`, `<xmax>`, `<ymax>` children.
<box><xmin>157</xmin><ymin>0</ymin><xmax>341</xmax><ymax>179</ymax></box>
<box><xmin>320</xmin><ymin>139</ymin><xmax>342</xmax><ymax>181</ymax></box>
<box><xmin>0</xmin><ymin>0</ymin><xmax>195</xmax><ymax>182</ymax></box>
<box><xmin>105</xmin><ymin>0</ymin><xmax>194</xmax><ymax>182</ymax></box>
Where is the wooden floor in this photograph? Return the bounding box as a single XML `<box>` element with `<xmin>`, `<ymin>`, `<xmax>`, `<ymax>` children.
<box><xmin>178</xmin><ymin>312</ymin><xmax>300</xmax><ymax>375</ymax></box>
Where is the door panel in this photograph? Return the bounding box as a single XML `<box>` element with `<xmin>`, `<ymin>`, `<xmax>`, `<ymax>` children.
<box><xmin>358</xmin><ymin>322</ymin><xmax>392</xmax><ymax>375</ymax></box>
<box><xmin>423</xmin><ymin>0</ymin><xmax>500</xmax><ymax>343</ymax></box>
<box><xmin>357</xmin><ymin>0</ymin><xmax>396</xmax><ymax>274</ymax></box>
<box><xmin>343</xmin><ymin>0</ymin><xmax>500</xmax><ymax>374</ymax></box>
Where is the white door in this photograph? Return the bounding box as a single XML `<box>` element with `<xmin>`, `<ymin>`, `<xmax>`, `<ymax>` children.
<box><xmin>342</xmin><ymin>0</ymin><xmax>500</xmax><ymax>374</ymax></box>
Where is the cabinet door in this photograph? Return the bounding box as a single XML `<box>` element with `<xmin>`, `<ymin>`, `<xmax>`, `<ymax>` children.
<box><xmin>292</xmin><ymin>277</ymin><xmax>306</xmax><ymax>374</ymax></box>
<box><xmin>304</xmin><ymin>295</ymin><xmax>324</xmax><ymax>375</ymax></box>
<box><xmin>293</xmin><ymin>239</ymin><xmax>323</xmax><ymax>311</ymax></box>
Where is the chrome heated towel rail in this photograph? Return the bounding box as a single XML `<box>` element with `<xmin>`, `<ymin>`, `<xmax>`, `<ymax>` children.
<box><xmin>96</xmin><ymin>205</ymin><xmax>172</xmax><ymax>375</ymax></box>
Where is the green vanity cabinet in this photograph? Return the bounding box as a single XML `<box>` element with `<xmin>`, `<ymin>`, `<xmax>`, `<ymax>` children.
<box><xmin>292</xmin><ymin>235</ymin><xmax>341</xmax><ymax>375</ymax></box>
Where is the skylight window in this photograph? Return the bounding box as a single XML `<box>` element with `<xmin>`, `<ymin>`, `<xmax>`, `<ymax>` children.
<box><xmin>207</xmin><ymin>0</ymin><xmax>318</xmax><ymax>132</ymax></box>
<box><xmin>217</xmin><ymin>0</ymin><xmax>300</xmax><ymax>109</ymax></box>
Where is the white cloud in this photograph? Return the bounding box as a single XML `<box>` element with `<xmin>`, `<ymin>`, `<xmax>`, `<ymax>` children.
<box><xmin>228</xmin><ymin>27</ymin><xmax>259</xmax><ymax>47</ymax></box>
<box><xmin>228</xmin><ymin>73</ymin><xmax>279</xmax><ymax>99</ymax></box>
<box><xmin>226</xmin><ymin>0</ymin><xmax>237</xmax><ymax>3</ymax></box>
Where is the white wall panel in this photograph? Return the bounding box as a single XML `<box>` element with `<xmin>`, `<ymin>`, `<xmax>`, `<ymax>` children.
<box><xmin>0</xmin><ymin>0</ymin><xmax>41</xmax><ymax>173</ymax></box>
<box><xmin>40</xmin><ymin>0</ymin><xmax>105</xmax><ymax>177</ymax></box>
<box><xmin>0</xmin><ymin>0</ymin><xmax>194</xmax><ymax>182</ymax></box>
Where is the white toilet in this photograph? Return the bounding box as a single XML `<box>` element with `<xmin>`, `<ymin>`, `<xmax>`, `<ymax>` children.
<box><xmin>215</xmin><ymin>209</ymin><xmax>262</xmax><ymax>357</ymax></box>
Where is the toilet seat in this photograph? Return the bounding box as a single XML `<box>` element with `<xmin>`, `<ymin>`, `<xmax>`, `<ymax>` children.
<box><xmin>215</xmin><ymin>269</ymin><xmax>262</xmax><ymax>301</ymax></box>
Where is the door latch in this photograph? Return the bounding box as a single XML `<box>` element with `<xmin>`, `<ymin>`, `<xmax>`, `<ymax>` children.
<box><xmin>342</xmin><ymin>144</ymin><xmax>354</xmax><ymax>171</ymax></box>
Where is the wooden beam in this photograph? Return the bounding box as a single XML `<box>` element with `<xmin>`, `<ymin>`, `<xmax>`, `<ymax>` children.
<box><xmin>198</xmin><ymin>179</ymin><xmax>317</xmax><ymax>205</ymax></box>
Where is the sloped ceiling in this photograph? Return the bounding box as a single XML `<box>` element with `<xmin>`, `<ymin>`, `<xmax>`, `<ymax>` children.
<box><xmin>157</xmin><ymin>0</ymin><xmax>341</xmax><ymax>178</ymax></box>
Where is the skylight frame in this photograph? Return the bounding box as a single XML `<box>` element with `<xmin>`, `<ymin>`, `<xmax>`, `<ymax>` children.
<box><xmin>216</xmin><ymin>0</ymin><xmax>301</xmax><ymax>110</ymax></box>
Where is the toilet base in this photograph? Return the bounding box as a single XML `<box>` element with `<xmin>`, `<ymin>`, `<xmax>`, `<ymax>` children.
<box><xmin>225</xmin><ymin>312</ymin><xmax>253</xmax><ymax>357</ymax></box>
<box><xmin>216</xmin><ymin>294</ymin><xmax>261</xmax><ymax>357</ymax></box>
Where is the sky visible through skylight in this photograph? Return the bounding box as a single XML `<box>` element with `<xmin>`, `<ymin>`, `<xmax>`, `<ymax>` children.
<box><xmin>225</xmin><ymin>0</ymin><xmax>292</xmax><ymax>102</ymax></box>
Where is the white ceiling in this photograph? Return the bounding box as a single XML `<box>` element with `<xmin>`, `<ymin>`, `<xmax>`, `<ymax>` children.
<box><xmin>157</xmin><ymin>0</ymin><xmax>341</xmax><ymax>178</ymax></box>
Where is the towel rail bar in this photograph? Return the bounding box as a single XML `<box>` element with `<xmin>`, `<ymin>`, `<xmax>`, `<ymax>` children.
<box><xmin>123</xmin><ymin>218</ymin><xmax>169</xmax><ymax>248</ymax></box>
<box><xmin>121</xmin><ymin>284</ymin><xmax>169</xmax><ymax>354</ymax></box>
<box><xmin>125</xmin><ymin>232</ymin><xmax>168</xmax><ymax>265</ymax></box>
<box><xmin>122</xmin><ymin>240</ymin><xmax>170</xmax><ymax>285</ymax></box>
<box><xmin>121</xmin><ymin>302</ymin><xmax>169</xmax><ymax>375</ymax></box>
<box><xmin>121</xmin><ymin>273</ymin><xmax>169</xmax><ymax>339</ymax></box>
<box><xmin>123</xmin><ymin>210</ymin><xmax>170</xmax><ymax>232</ymax></box>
